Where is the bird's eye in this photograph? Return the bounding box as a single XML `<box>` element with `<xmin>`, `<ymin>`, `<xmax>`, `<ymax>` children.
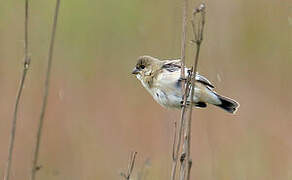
<box><xmin>140</xmin><ymin>65</ymin><xmax>145</xmax><ymax>69</ymax></box>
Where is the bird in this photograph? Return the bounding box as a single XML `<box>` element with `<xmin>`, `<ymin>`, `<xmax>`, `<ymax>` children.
<box><xmin>132</xmin><ymin>55</ymin><xmax>239</xmax><ymax>113</ymax></box>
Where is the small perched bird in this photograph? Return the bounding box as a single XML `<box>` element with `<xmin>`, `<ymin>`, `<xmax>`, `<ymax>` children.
<box><xmin>132</xmin><ymin>55</ymin><xmax>239</xmax><ymax>113</ymax></box>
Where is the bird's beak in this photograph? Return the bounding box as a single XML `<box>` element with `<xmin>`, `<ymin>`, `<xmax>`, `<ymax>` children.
<box><xmin>132</xmin><ymin>67</ymin><xmax>139</xmax><ymax>75</ymax></box>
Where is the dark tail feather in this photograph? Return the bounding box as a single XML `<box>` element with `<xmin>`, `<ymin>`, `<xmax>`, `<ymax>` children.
<box><xmin>215</xmin><ymin>94</ymin><xmax>239</xmax><ymax>114</ymax></box>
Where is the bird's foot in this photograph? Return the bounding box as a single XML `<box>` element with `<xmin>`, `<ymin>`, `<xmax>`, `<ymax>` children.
<box><xmin>180</xmin><ymin>100</ymin><xmax>190</xmax><ymax>108</ymax></box>
<box><xmin>178</xmin><ymin>77</ymin><xmax>187</xmax><ymax>82</ymax></box>
<box><xmin>180</xmin><ymin>153</ymin><xmax>186</xmax><ymax>163</ymax></box>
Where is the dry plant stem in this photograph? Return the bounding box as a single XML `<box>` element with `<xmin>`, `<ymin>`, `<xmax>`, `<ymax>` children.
<box><xmin>178</xmin><ymin>69</ymin><xmax>192</xmax><ymax>180</ymax></box>
<box><xmin>180</xmin><ymin>0</ymin><xmax>188</xmax><ymax>80</ymax></box>
<box><xmin>121</xmin><ymin>152</ymin><xmax>138</xmax><ymax>180</ymax></box>
<box><xmin>184</xmin><ymin>4</ymin><xmax>206</xmax><ymax>180</ymax></box>
<box><xmin>170</xmin><ymin>0</ymin><xmax>188</xmax><ymax>180</ymax></box>
<box><xmin>30</xmin><ymin>0</ymin><xmax>61</xmax><ymax>180</ymax></box>
<box><xmin>172</xmin><ymin>122</ymin><xmax>177</xmax><ymax>161</ymax></box>
<box><xmin>4</xmin><ymin>1</ymin><xmax>30</xmax><ymax>180</ymax></box>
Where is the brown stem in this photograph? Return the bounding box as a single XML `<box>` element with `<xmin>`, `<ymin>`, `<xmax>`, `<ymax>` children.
<box><xmin>172</xmin><ymin>122</ymin><xmax>177</xmax><ymax>161</ymax></box>
<box><xmin>184</xmin><ymin>3</ymin><xmax>206</xmax><ymax>180</ymax></box>
<box><xmin>178</xmin><ymin>70</ymin><xmax>193</xmax><ymax>180</ymax></box>
<box><xmin>170</xmin><ymin>0</ymin><xmax>188</xmax><ymax>180</ymax></box>
<box><xmin>121</xmin><ymin>152</ymin><xmax>138</xmax><ymax>180</ymax></box>
<box><xmin>30</xmin><ymin>1</ymin><xmax>61</xmax><ymax>180</ymax></box>
<box><xmin>4</xmin><ymin>1</ymin><xmax>30</xmax><ymax>180</ymax></box>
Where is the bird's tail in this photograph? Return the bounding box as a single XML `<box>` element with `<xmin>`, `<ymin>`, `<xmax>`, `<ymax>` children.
<box><xmin>214</xmin><ymin>94</ymin><xmax>239</xmax><ymax>114</ymax></box>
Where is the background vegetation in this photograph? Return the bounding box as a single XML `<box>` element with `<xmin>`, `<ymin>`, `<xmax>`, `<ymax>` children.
<box><xmin>0</xmin><ymin>0</ymin><xmax>291</xmax><ymax>179</ymax></box>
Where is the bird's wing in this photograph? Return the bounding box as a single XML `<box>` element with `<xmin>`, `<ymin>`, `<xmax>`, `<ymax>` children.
<box><xmin>161</xmin><ymin>59</ymin><xmax>181</xmax><ymax>72</ymax></box>
<box><xmin>161</xmin><ymin>59</ymin><xmax>215</xmax><ymax>88</ymax></box>
<box><xmin>195</xmin><ymin>73</ymin><xmax>215</xmax><ymax>88</ymax></box>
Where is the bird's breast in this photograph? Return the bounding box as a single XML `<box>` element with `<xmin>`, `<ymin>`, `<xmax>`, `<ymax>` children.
<box><xmin>150</xmin><ymin>88</ymin><xmax>182</xmax><ymax>108</ymax></box>
<box><xmin>151</xmin><ymin>88</ymin><xmax>168</xmax><ymax>107</ymax></box>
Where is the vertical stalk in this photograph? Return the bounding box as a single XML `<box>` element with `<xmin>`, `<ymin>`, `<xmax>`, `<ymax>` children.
<box><xmin>170</xmin><ymin>0</ymin><xmax>188</xmax><ymax>179</ymax></box>
<box><xmin>4</xmin><ymin>1</ymin><xmax>30</xmax><ymax>179</ymax></box>
<box><xmin>184</xmin><ymin>4</ymin><xmax>206</xmax><ymax>180</ymax></box>
<box><xmin>30</xmin><ymin>0</ymin><xmax>61</xmax><ymax>180</ymax></box>
<box><xmin>121</xmin><ymin>152</ymin><xmax>138</xmax><ymax>180</ymax></box>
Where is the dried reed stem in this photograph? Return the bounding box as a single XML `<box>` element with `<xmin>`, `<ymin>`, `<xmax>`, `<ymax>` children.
<box><xmin>30</xmin><ymin>0</ymin><xmax>61</xmax><ymax>180</ymax></box>
<box><xmin>121</xmin><ymin>152</ymin><xmax>138</xmax><ymax>180</ymax></box>
<box><xmin>170</xmin><ymin>0</ymin><xmax>188</xmax><ymax>179</ymax></box>
<box><xmin>184</xmin><ymin>3</ymin><xmax>206</xmax><ymax>180</ymax></box>
<box><xmin>178</xmin><ymin>66</ymin><xmax>193</xmax><ymax>180</ymax></box>
<box><xmin>4</xmin><ymin>1</ymin><xmax>30</xmax><ymax>180</ymax></box>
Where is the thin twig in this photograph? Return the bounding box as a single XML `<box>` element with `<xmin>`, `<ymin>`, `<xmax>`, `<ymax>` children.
<box><xmin>30</xmin><ymin>1</ymin><xmax>61</xmax><ymax>180</ymax></box>
<box><xmin>180</xmin><ymin>0</ymin><xmax>188</xmax><ymax>81</ymax></box>
<box><xmin>170</xmin><ymin>0</ymin><xmax>188</xmax><ymax>179</ymax></box>
<box><xmin>185</xmin><ymin>160</ymin><xmax>192</xmax><ymax>180</ymax></box>
<box><xmin>4</xmin><ymin>1</ymin><xmax>30</xmax><ymax>180</ymax></box>
<box><xmin>184</xmin><ymin>3</ymin><xmax>206</xmax><ymax>180</ymax></box>
<box><xmin>172</xmin><ymin>122</ymin><xmax>177</xmax><ymax>161</ymax></box>
<box><xmin>179</xmin><ymin>70</ymin><xmax>193</xmax><ymax>180</ymax></box>
<box><xmin>121</xmin><ymin>152</ymin><xmax>138</xmax><ymax>180</ymax></box>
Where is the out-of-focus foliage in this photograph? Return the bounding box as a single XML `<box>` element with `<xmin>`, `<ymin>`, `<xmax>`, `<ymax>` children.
<box><xmin>0</xmin><ymin>0</ymin><xmax>291</xmax><ymax>179</ymax></box>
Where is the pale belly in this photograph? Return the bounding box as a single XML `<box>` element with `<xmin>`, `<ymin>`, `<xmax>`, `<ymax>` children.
<box><xmin>137</xmin><ymin>74</ymin><xmax>220</xmax><ymax>108</ymax></box>
<box><xmin>150</xmin><ymin>88</ymin><xmax>201</xmax><ymax>108</ymax></box>
<box><xmin>151</xmin><ymin>88</ymin><xmax>181</xmax><ymax>108</ymax></box>
<box><xmin>149</xmin><ymin>84</ymin><xmax>220</xmax><ymax>108</ymax></box>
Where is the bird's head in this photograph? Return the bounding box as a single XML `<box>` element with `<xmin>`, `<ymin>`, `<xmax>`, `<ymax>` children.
<box><xmin>132</xmin><ymin>56</ymin><xmax>161</xmax><ymax>78</ymax></box>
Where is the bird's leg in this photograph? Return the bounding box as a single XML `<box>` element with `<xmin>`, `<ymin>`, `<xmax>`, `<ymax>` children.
<box><xmin>187</xmin><ymin>69</ymin><xmax>192</xmax><ymax>75</ymax></box>
<box><xmin>180</xmin><ymin>152</ymin><xmax>186</xmax><ymax>163</ymax></box>
<box><xmin>178</xmin><ymin>77</ymin><xmax>187</xmax><ymax>82</ymax></box>
<box><xmin>180</xmin><ymin>68</ymin><xmax>193</xmax><ymax>108</ymax></box>
<box><xmin>180</xmin><ymin>100</ymin><xmax>185</xmax><ymax>108</ymax></box>
<box><xmin>187</xmin><ymin>69</ymin><xmax>193</xmax><ymax>77</ymax></box>
<box><xmin>180</xmin><ymin>100</ymin><xmax>190</xmax><ymax>108</ymax></box>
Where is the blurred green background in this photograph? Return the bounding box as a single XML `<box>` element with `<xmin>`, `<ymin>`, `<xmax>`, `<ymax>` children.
<box><xmin>0</xmin><ymin>0</ymin><xmax>291</xmax><ymax>179</ymax></box>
